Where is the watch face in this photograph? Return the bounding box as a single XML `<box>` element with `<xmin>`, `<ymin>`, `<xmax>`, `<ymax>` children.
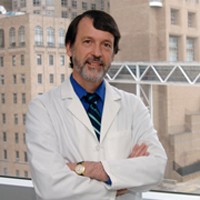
<box><xmin>75</xmin><ymin>164</ymin><xmax>85</xmax><ymax>175</ymax></box>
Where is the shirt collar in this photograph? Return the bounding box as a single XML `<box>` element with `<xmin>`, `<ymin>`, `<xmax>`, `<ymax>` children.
<box><xmin>70</xmin><ymin>74</ymin><xmax>105</xmax><ymax>101</ymax></box>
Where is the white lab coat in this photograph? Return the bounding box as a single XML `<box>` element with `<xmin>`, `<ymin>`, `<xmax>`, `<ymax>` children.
<box><xmin>26</xmin><ymin>77</ymin><xmax>167</xmax><ymax>200</ymax></box>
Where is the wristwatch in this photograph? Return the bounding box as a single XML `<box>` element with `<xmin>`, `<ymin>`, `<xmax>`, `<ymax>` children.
<box><xmin>74</xmin><ymin>161</ymin><xmax>85</xmax><ymax>176</ymax></box>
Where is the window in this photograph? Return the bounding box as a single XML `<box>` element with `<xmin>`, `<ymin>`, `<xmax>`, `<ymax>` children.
<box><xmin>171</xmin><ymin>8</ymin><xmax>179</xmax><ymax>25</ymax></box>
<box><xmin>13</xmin><ymin>74</ymin><xmax>17</xmax><ymax>84</ymax></box>
<box><xmin>58</xmin><ymin>28</ymin><xmax>65</xmax><ymax>47</ymax></box>
<box><xmin>16</xmin><ymin>170</ymin><xmax>20</xmax><ymax>177</ymax></box>
<box><xmin>24</xmin><ymin>151</ymin><xmax>28</xmax><ymax>162</ymax></box>
<box><xmin>16</xmin><ymin>151</ymin><xmax>20</xmax><ymax>161</ymax></box>
<box><xmin>3</xmin><ymin>132</ymin><xmax>7</xmax><ymax>142</ymax></box>
<box><xmin>22</xmin><ymin>114</ymin><xmax>26</xmax><ymax>125</ymax></box>
<box><xmin>21</xmin><ymin>74</ymin><xmax>26</xmax><ymax>84</ymax></box>
<box><xmin>91</xmin><ymin>3</ymin><xmax>96</xmax><ymax>10</ymax></box>
<box><xmin>82</xmin><ymin>2</ymin><xmax>87</xmax><ymax>10</ymax></box>
<box><xmin>72</xmin><ymin>0</ymin><xmax>77</xmax><ymax>8</ymax></box>
<box><xmin>13</xmin><ymin>93</ymin><xmax>17</xmax><ymax>104</ymax></box>
<box><xmin>71</xmin><ymin>12</ymin><xmax>77</xmax><ymax>19</ymax></box>
<box><xmin>24</xmin><ymin>170</ymin><xmax>29</xmax><ymax>177</ymax></box>
<box><xmin>49</xmin><ymin>74</ymin><xmax>54</xmax><ymax>84</ymax></box>
<box><xmin>61</xmin><ymin>74</ymin><xmax>65</xmax><ymax>82</ymax></box>
<box><xmin>34</xmin><ymin>26</ymin><xmax>43</xmax><ymax>46</ymax></box>
<box><xmin>20</xmin><ymin>0</ymin><xmax>26</xmax><ymax>7</ymax></box>
<box><xmin>3</xmin><ymin>149</ymin><xmax>8</xmax><ymax>159</ymax></box>
<box><xmin>0</xmin><ymin>56</ymin><xmax>3</xmax><ymax>67</ymax></box>
<box><xmin>9</xmin><ymin>27</ymin><xmax>16</xmax><ymax>47</ymax></box>
<box><xmin>2</xmin><ymin>113</ymin><xmax>6</xmax><ymax>124</ymax></box>
<box><xmin>22</xmin><ymin>93</ymin><xmax>26</xmax><ymax>104</ymax></box>
<box><xmin>0</xmin><ymin>29</ymin><xmax>4</xmax><ymax>48</ymax></box>
<box><xmin>169</xmin><ymin>36</ymin><xmax>179</xmax><ymax>62</ymax></box>
<box><xmin>60</xmin><ymin>55</ymin><xmax>65</xmax><ymax>65</ymax></box>
<box><xmin>33</xmin><ymin>0</ymin><xmax>41</xmax><ymax>6</ymax></box>
<box><xmin>47</xmin><ymin>27</ymin><xmax>55</xmax><ymax>47</ymax></box>
<box><xmin>46</xmin><ymin>0</ymin><xmax>54</xmax><ymax>6</ymax></box>
<box><xmin>12</xmin><ymin>55</ymin><xmax>16</xmax><ymax>66</ymax></box>
<box><xmin>15</xmin><ymin>132</ymin><xmax>19</xmax><ymax>144</ymax></box>
<box><xmin>61</xmin><ymin>0</ymin><xmax>68</xmax><ymax>7</ymax></box>
<box><xmin>188</xmin><ymin>12</ymin><xmax>196</xmax><ymax>28</ymax></box>
<box><xmin>37</xmin><ymin>73</ymin><xmax>42</xmax><ymax>84</ymax></box>
<box><xmin>20</xmin><ymin>54</ymin><xmax>25</xmax><ymax>65</ymax></box>
<box><xmin>19</xmin><ymin>26</ymin><xmax>25</xmax><ymax>47</ymax></box>
<box><xmin>1</xmin><ymin>93</ymin><xmax>5</xmax><ymax>104</ymax></box>
<box><xmin>49</xmin><ymin>54</ymin><xmax>54</xmax><ymax>65</ymax></box>
<box><xmin>14</xmin><ymin>113</ymin><xmax>18</xmax><ymax>125</ymax></box>
<box><xmin>186</xmin><ymin>37</ymin><xmax>195</xmax><ymax>62</ymax></box>
<box><xmin>0</xmin><ymin>74</ymin><xmax>5</xmax><ymax>85</ymax></box>
<box><xmin>36</xmin><ymin>54</ymin><xmax>42</xmax><ymax>65</ymax></box>
<box><xmin>61</xmin><ymin>11</ymin><xmax>68</xmax><ymax>18</ymax></box>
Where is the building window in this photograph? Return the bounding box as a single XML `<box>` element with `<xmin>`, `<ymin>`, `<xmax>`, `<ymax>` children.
<box><xmin>22</xmin><ymin>93</ymin><xmax>26</xmax><ymax>104</ymax></box>
<box><xmin>72</xmin><ymin>0</ymin><xmax>77</xmax><ymax>8</ymax></box>
<box><xmin>47</xmin><ymin>27</ymin><xmax>55</xmax><ymax>47</ymax></box>
<box><xmin>35</xmin><ymin>26</ymin><xmax>43</xmax><ymax>46</ymax></box>
<box><xmin>16</xmin><ymin>151</ymin><xmax>20</xmax><ymax>161</ymax></box>
<box><xmin>61</xmin><ymin>0</ymin><xmax>68</xmax><ymax>7</ymax></box>
<box><xmin>36</xmin><ymin>54</ymin><xmax>42</xmax><ymax>65</ymax></box>
<box><xmin>21</xmin><ymin>54</ymin><xmax>25</xmax><ymax>65</ymax></box>
<box><xmin>71</xmin><ymin>12</ymin><xmax>77</xmax><ymax>19</ymax></box>
<box><xmin>33</xmin><ymin>10</ymin><xmax>40</xmax><ymax>14</ymax></box>
<box><xmin>0</xmin><ymin>29</ymin><xmax>4</xmax><ymax>48</ymax></box>
<box><xmin>188</xmin><ymin>12</ymin><xmax>196</xmax><ymax>28</ymax></box>
<box><xmin>16</xmin><ymin>170</ymin><xmax>20</xmax><ymax>177</ymax></box>
<box><xmin>186</xmin><ymin>37</ymin><xmax>195</xmax><ymax>62</ymax></box>
<box><xmin>3</xmin><ymin>132</ymin><xmax>7</xmax><ymax>142</ymax></box>
<box><xmin>13</xmin><ymin>93</ymin><xmax>17</xmax><ymax>104</ymax></box>
<box><xmin>24</xmin><ymin>151</ymin><xmax>28</xmax><ymax>162</ymax></box>
<box><xmin>13</xmin><ymin>74</ymin><xmax>17</xmax><ymax>84</ymax></box>
<box><xmin>171</xmin><ymin>8</ymin><xmax>179</xmax><ymax>25</ymax></box>
<box><xmin>49</xmin><ymin>74</ymin><xmax>54</xmax><ymax>84</ymax></box>
<box><xmin>91</xmin><ymin>3</ymin><xmax>96</xmax><ymax>10</ymax></box>
<box><xmin>14</xmin><ymin>113</ymin><xmax>18</xmax><ymax>125</ymax></box>
<box><xmin>20</xmin><ymin>0</ymin><xmax>26</xmax><ymax>7</ymax></box>
<box><xmin>59</xmin><ymin>28</ymin><xmax>65</xmax><ymax>47</ymax></box>
<box><xmin>23</xmin><ymin>114</ymin><xmax>26</xmax><ymax>125</ymax></box>
<box><xmin>61</xmin><ymin>74</ymin><xmax>65</xmax><ymax>82</ymax></box>
<box><xmin>61</xmin><ymin>11</ymin><xmax>68</xmax><ymax>18</ymax></box>
<box><xmin>82</xmin><ymin>2</ymin><xmax>87</xmax><ymax>10</ymax></box>
<box><xmin>60</xmin><ymin>55</ymin><xmax>65</xmax><ymax>66</ymax></box>
<box><xmin>21</xmin><ymin>74</ymin><xmax>26</xmax><ymax>84</ymax></box>
<box><xmin>169</xmin><ymin>36</ymin><xmax>179</xmax><ymax>62</ymax></box>
<box><xmin>24</xmin><ymin>171</ymin><xmax>29</xmax><ymax>177</ymax></box>
<box><xmin>33</xmin><ymin>0</ymin><xmax>41</xmax><ymax>6</ymax></box>
<box><xmin>46</xmin><ymin>0</ymin><xmax>54</xmax><ymax>6</ymax></box>
<box><xmin>2</xmin><ymin>113</ymin><xmax>6</xmax><ymax>124</ymax></box>
<box><xmin>1</xmin><ymin>93</ymin><xmax>5</xmax><ymax>104</ymax></box>
<box><xmin>9</xmin><ymin>27</ymin><xmax>16</xmax><ymax>47</ymax></box>
<box><xmin>12</xmin><ymin>55</ymin><xmax>16</xmax><ymax>66</ymax></box>
<box><xmin>3</xmin><ymin>149</ymin><xmax>8</xmax><ymax>159</ymax></box>
<box><xmin>49</xmin><ymin>54</ymin><xmax>54</xmax><ymax>65</ymax></box>
<box><xmin>0</xmin><ymin>56</ymin><xmax>3</xmax><ymax>67</ymax></box>
<box><xmin>15</xmin><ymin>132</ymin><xmax>19</xmax><ymax>144</ymax></box>
<box><xmin>0</xmin><ymin>75</ymin><xmax>5</xmax><ymax>84</ymax></box>
<box><xmin>37</xmin><ymin>73</ymin><xmax>43</xmax><ymax>84</ymax></box>
<box><xmin>23</xmin><ymin>133</ymin><xmax>26</xmax><ymax>144</ymax></box>
<box><xmin>19</xmin><ymin>26</ymin><xmax>25</xmax><ymax>47</ymax></box>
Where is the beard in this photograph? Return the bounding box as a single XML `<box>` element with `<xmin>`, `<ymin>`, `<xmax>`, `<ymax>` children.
<box><xmin>72</xmin><ymin>55</ymin><xmax>111</xmax><ymax>83</ymax></box>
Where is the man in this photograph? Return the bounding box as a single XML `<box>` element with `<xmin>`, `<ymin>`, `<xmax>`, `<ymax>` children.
<box><xmin>26</xmin><ymin>10</ymin><xmax>167</xmax><ymax>200</ymax></box>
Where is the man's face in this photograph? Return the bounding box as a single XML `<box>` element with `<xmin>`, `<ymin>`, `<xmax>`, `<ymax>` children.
<box><xmin>66</xmin><ymin>17</ymin><xmax>115</xmax><ymax>84</ymax></box>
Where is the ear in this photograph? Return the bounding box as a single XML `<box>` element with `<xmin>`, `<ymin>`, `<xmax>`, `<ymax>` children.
<box><xmin>66</xmin><ymin>43</ymin><xmax>72</xmax><ymax>57</ymax></box>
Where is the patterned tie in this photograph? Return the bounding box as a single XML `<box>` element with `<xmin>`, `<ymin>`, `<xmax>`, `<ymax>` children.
<box><xmin>84</xmin><ymin>93</ymin><xmax>101</xmax><ymax>141</ymax></box>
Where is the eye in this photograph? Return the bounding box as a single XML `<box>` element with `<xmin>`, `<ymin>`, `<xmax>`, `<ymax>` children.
<box><xmin>83</xmin><ymin>39</ymin><xmax>92</xmax><ymax>46</ymax></box>
<box><xmin>103</xmin><ymin>42</ymin><xmax>112</xmax><ymax>50</ymax></box>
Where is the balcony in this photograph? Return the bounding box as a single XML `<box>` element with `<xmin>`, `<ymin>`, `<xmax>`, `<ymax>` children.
<box><xmin>149</xmin><ymin>0</ymin><xmax>163</xmax><ymax>7</ymax></box>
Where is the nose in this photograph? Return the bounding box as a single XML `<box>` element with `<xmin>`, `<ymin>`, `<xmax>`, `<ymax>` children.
<box><xmin>92</xmin><ymin>44</ymin><xmax>102</xmax><ymax>57</ymax></box>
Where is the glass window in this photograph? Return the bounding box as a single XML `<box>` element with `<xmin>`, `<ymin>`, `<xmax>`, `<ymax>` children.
<box><xmin>188</xmin><ymin>12</ymin><xmax>196</xmax><ymax>28</ymax></box>
<box><xmin>34</xmin><ymin>26</ymin><xmax>43</xmax><ymax>46</ymax></box>
<box><xmin>16</xmin><ymin>151</ymin><xmax>20</xmax><ymax>161</ymax></box>
<box><xmin>0</xmin><ymin>29</ymin><xmax>4</xmax><ymax>48</ymax></box>
<box><xmin>37</xmin><ymin>73</ymin><xmax>42</xmax><ymax>84</ymax></box>
<box><xmin>61</xmin><ymin>74</ymin><xmax>65</xmax><ymax>83</ymax></box>
<box><xmin>46</xmin><ymin>0</ymin><xmax>54</xmax><ymax>6</ymax></box>
<box><xmin>9</xmin><ymin>27</ymin><xmax>16</xmax><ymax>47</ymax></box>
<box><xmin>21</xmin><ymin>74</ymin><xmax>26</xmax><ymax>84</ymax></box>
<box><xmin>23</xmin><ymin>114</ymin><xmax>26</xmax><ymax>125</ymax></box>
<box><xmin>59</xmin><ymin>28</ymin><xmax>65</xmax><ymax>47</ymax></box>
<box><xmin>24</xmin><ymin>151</ymin><xmax>28</xmax><ymax>162</ymax></box>
<box><xmin>33</xmin><ymin>0</ymin><xmax>41</xmax><ymax>6</ymax></box>
<box><xmin>3</xmin><ymin>149</ymin><xmax>8</xmax><ymax>159</ymax></box>
<box><xmin>12</xmin><ymin>55</ymin><xmax>16</xmax><ymax>66</ymax></box>
<box><xmin>19</xmin><ymin>26</ymin><xmax>25</xmax><ymax>47</ymax></box>
<box><xmin>61</xmin><ymin>11</ymin><xmax>68</xmax><ymax>18</ymax></box>
<box><xmin>186</xmin><ymin>38</ymin><xmax>195</xmax><ymax>62</ymax></box>
<box><xmin>72</xmin><ymin>0</ymin><xmax>77</xmax><ymax>8</ymax></box>
<box><xmin>49</xmin><ymin>74</ymin><xmax>54</xmax><ymax>83</ymax></box>
<box><xmin>36</xmin><ymin>54</ymin><xmax>42</xmax><ymax>65</ymax></box>
<box><xmin>21</xmin><ymin>54</ymin><xmax>25</xmax><ymax>65</ymax></box>
<box><xmin>15</xmin><ymin>132</ymin><xmax>19</xmax><ymax>144</ymax></box>
<box><xmin>49</xmin><ymin>54</ymin><xmax>54</xmax><ymax>65</ymax></box>
<box><xmin>82</xmin><ymin>2</ymin><xmax>87</xmax><ymax>10</ymax></box>
<box><xmin>47</xmin><ymin>27</ymin><xmax>55</xmax><ymax>47</ymax></box>
<box><xmin>2</xmin><ymin>113</ymin><xmax>6</xmax><ymax>124</ymax></box>
<box><xmin>13</xmin><ymin>74</ymin><xmax>17</xmax><ymax>84</ymax></box>
<box><xmin>22</xmin><ymin>93</ymin><xmax>26</xmax><ymax>104</ymax></box>
<box><xmin>13</xmin><ymin>93</ymin><xmax>17</xmax><ymax>104</ymax></box>
<box><xmin>3</xmin><ymin>132</ymin><xmax>7</xmax><ymax>142</ymax></box>
<box><xmin>1</xmin><ymin>93</ymin><xmax>5</xmax><ymax>104</ymax></box>
<box><xmin>0</xmin><ymin>74</ymin><xmax>5</xmax><ymax>84</ymax></box>
<box><xmin>169</xmin><ymin>36</ymin><xmax>179</xmax><ymax>61</ymax></box>
<box><xmin>0</xmin><ymin>56</ymin><xmax>4</xmax><ymax>67</ymax></box>
<box><xmin>14</xmin><ymin>113</ymin><xmax>18</xmax><ymax>125</ymax></box>
<box><xmin>171</xmin><ymin>8</ymin><xmax>179</xmax><ymax>25</ymax></box>
<box><xmin>20</xmin><ymin>0</ymin><xmax>26</xmax><ymax>8</ymax></box>
<box><xmin>60</xmin><ymin>55</ymin><xmax>65</xmax><ymax>65</ymax></box>
<box><xmin>61</xmin><ymin>0</ymin><xmax>68</xmax><ymax>7</ymax></box>
<box><xmin>91</xmin><ymin>3</ymin><xmax>96</xmax><ymax>10</ymax></box>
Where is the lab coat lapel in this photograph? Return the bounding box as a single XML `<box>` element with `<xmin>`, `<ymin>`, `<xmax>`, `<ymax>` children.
<box><xmin>100</xmin><ymin>82</ymin><xmax>121</xmax><ymax>142</ymax></box>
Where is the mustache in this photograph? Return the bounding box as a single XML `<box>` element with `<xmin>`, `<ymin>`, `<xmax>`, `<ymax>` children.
<box><xmin>86</xmin><ymin>56</ymin><xmax>104</xmax><ymax>65</ymax></box>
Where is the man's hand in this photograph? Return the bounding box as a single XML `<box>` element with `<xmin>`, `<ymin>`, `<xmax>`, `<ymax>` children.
<box><xmin>129</xmin><ymin>143</ymin><xmax>149</xmax><ymax>158</ymax></box>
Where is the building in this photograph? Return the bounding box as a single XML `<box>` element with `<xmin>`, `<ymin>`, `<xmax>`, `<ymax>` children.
<box><xmin>0</xmin><ymin>13</ymin><xmax>71</xmax><ymax>178</ymax></box>
<box><xmin>11</xmin><ymin>0</ymin><xmax>110</xmax><ymax>19</ymax></box>
<box><xmin>109</xmin><ymin>0</ymin><xmax>200</xmax><ymax>182</ymax></box>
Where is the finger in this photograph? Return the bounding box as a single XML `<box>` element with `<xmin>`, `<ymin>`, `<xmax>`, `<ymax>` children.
<box><xmin>129</xmin><ymin>143</ymin><xmax>149</xmax><ymax>158</ymax></box>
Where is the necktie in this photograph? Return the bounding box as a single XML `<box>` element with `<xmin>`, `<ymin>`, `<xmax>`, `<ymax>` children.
<box><xmin>84</xmin><ymin>93</ymin><xmax>101</xmax><ymax>140</ymax></box>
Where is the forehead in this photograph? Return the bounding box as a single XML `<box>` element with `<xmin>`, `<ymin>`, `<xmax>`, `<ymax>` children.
<box><xmin>76</xmin><ymin>17</ymin><xmax>114</xmax><ymax>42</ymax></box>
